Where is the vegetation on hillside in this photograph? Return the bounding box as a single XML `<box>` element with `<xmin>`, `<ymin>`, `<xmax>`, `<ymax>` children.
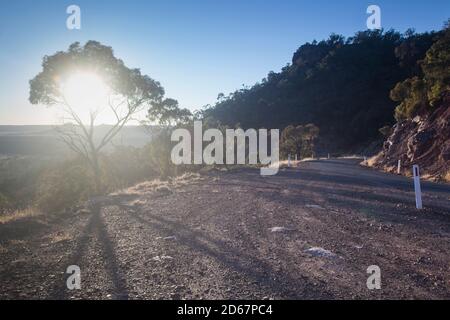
<box><xmin>201</xmin><ymin>28</ymin><xmax>445</xmax><ymax>153</ymax></box>
<box><xmin>391</xmin><ymin>22</ymin><xmax>450</xmax><ymax>120</ymax></box>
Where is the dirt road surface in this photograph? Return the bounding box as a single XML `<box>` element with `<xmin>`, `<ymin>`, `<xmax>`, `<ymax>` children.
<box><xmin>1</xmin><ymin>159</ymin><xmax>449</xmax><ymax>299</ymax></box>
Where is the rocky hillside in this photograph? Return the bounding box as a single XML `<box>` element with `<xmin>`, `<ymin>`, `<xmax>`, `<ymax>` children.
<box><xmin>369</xmin><ymin>93</ymin><xmax>449</xmax><ymax>182</ymax></box>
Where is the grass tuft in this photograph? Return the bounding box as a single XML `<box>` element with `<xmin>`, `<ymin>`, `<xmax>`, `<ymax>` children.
<box><xmin>0</xmin><ymin>207</ymin><xmax>41</xmax><ymax>224</ymax></box>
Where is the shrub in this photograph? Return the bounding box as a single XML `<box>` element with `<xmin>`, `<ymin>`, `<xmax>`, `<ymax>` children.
<box><xmin>101</xmin><ymin>145</ymin><xmax>159</xmax><ymax>191</ymax></box>
<box><xmin>35</xmin><ymin>159</ymin><xmax>94</xmax><ymax>213</ymax></box>
<box><xmin>392</xmin><ymin>27</ymin><xmax>450</xmax><ymax>120</ymax></box>
<box><xmin>143</xmin><ymin>129</ymin><xmax>178</xmax><ymax>179</ymax></box>
<box><xmin>0</xmin><ymin>192</ymin><xmax>11</xmax><ymax>211</ymax></box>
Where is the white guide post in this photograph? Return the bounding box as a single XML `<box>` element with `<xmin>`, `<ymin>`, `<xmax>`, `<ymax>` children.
<box><xmin>295</xmin><ymin>154</ymin><xmax>298</xmax><ymax>162</ymax></box>
<box><xmin>413</xmin><ymin>165</ymin><xmax>423</xmax><ymax>210</ymax></box>
<box><xmin>397</xmin><ymin>160</ymin><xmax>401</xmax><ymax>174</ymax></box>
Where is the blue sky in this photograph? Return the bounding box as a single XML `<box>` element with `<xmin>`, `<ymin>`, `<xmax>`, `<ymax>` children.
<box><xmin>0</xmin><ymin>0</ymin><xmax>449</xmax><ymax>124</ymax></box>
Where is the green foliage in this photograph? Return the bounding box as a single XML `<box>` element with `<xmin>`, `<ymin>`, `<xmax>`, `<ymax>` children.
<box><xmin>29</xmin><ymin>41</ymin><xmax>166</xmax><ymax>107</ymax></box>
<box><xmin>394</xmin><ymin>29</ymin><xmax>436</xmax><ymax>74</ymax></box>
<box><xmin>391</xmin><ymin>77</ymin><xmax>428</xmax><ymax>120</ymax></box>
<box><xmin>392</xmin><ymin>26</ymin><xmax>450</xmax><ymax>120</ymax></box>
<box><xmin>147</xmin><ymin>98</ymin><xmax>192</xmax><ymax>126</ymax></box>
<box><xmin>201</xmin><ymin>29</ymin><xmax>440</xmax><ymax>152</ymax></box>
<box><xmin>280</xmin><ymin>125</ymin><xmax>301</xmax><ymax>158</ymax></box>
<box><xmin>281</xmin><ymin>124</ymin><xmax>319</xmax><ymax>159</ymax></box>
<box><xmin>423</xmin><ymin>28</ymin><xmax>450</xmax><ymax>106</ymax></box>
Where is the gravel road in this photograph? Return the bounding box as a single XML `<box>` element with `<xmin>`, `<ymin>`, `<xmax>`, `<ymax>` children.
<box><xmin>1</xmin><ymin>159</ymin><xmax>449</xmax><ymax>299</ymax></box>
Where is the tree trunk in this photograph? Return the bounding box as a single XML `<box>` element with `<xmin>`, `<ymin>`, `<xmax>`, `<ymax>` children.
<box><xmin>90</xmin><ymin>149</ymin><xmax>103</xmax><ymax>195</ymax></box>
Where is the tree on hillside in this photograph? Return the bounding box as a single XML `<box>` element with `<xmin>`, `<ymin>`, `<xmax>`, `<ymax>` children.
<box><xmin>145</xmin><ymin>98</ymin><xmax>192</xmax><ymax>178</ymax></box>
<box><xmin>422</xmin><ymin>24</ymin><xmax>450</xmax><ymax>106</ymax></box>
<box><xmin>391</xmin><ymin>24</ymin><xmax>450</xmax><ymax>120</ymax></box>
<box><xmin>280</xmin><ymin>124</ymin><xmax>319</xmax><ymax>159</ymax></box>
<box><xmin>280</xmin><ymin>125</ymin><xmax>303</xmax><ymax>158</ymax></box>
<box><xmin>29</xmin><ymin>41</ymin><xmax>181</xmax><ymax>193</ymax></box>
<box><xmin>394</xmin><ymin>29</ymin><xmax>436</xmax><ymax>75</ymax></box>
<box><xmin>302</xmin><ymin>124</ymin><xmax>320</xmax><ymax>158</ymax></box>
<box><xmin>147</xmin><ymin>98</ymin><xmax>192</xmax><ymax>126</ymax></box>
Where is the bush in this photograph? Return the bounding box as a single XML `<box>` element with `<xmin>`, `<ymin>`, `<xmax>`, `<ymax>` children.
<box><xmin>33</xmin><ymin>135</ymin><xmax>182</xmax><ymax>213</ymax></box>
<box><xmin>35</xmin><ymin>159</ymin><xmax>94</xmax><ymax>213</ymax></box>
<box><xmin>391</xmin><ymin>77</ymin><xmax>428</xmax><ymax>120</ymax></box>
<box><xmin>142</xmin><ymin>129</ymin><xmax>178</xmax><ymax>179</ymax></box>
<box><xmin>280</xmin><ymin>124</ymin><xmax>319</xmax><ymax>159</ymax></box>
<box><xmin>101</xmin><ymin>145</ymin><xmax>159</xmax><ymax>191</ymax></box>
<box><xmin>0</xmin><ymin>156</ymin><xmax>48</xmax><ymax>211</ymax></box>
<box><xmin>0</xmin><ymin>192</ymin><xmax>11</xmax><ymax>211</ymax></box>
<box><xmin>392</xmin><ymin>27</ymin><xmax>450</xmax><ymax>120</ymax></box>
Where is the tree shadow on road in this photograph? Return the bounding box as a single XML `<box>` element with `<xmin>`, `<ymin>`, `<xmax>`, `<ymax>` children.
<box><xmin>121</xmin><ymin>204</ymin><xmax>335</xmax><ymax>300</ymax></box>
<box><xmin>49</xmin><ymin>204</ymin><xmax>129</xmax><ymax>300</ymax></box>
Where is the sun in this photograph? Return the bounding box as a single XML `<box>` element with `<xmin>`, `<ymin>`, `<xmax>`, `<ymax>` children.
<box><xmin>61</xmin><ymin>71</ymin><xmax>109</xmax><ymax>111</ymax></box>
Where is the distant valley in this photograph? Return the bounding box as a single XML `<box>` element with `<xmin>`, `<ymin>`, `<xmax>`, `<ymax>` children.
<box><xmin>0</xmin><ymin>125</ymin><xmax>154</xmax><ymax>156</ymax></box>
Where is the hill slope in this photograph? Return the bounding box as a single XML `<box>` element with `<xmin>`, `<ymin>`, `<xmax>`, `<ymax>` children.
<box><xmin>370</xmin><ymin>25</ymin><xmax>450</xmax><ymax>181</ymax></box>
<box><xmin>202</xmin><ymin>29</ymin><xmax>439</xmax><ymax>153</ymax></box>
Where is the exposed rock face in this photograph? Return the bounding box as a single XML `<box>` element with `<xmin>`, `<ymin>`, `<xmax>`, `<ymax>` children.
<box><xmin>370</xmin><ymin>94</ymin><xmax>450</xmax><ymax>182</ymax></box>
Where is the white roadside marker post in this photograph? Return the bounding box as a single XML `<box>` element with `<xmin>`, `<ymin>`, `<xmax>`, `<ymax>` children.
<box><xmin>295</xmin><ymin>154</ymin><xmax>298</xmax><ymax>162</ymax></box>
<box><xmin>413</xmin><ymin>165</ymin><xmax>423</xmax><ymax>210</ymax></box>
<box><xmin>288</xmin><ymin>154</ymin><xmax>291</xmax><ymax>168</ymax></box>
<box><xmin>397</xmin><ymin>160</ymin><xmax>401</xmax><ymax>174</ymax></box>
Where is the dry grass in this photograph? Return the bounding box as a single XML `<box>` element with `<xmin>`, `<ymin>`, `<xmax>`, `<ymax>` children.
<box><xmin>0</xmin><ymin>207</ymin><xmax>41</xmax><ymax>225</ymax></box>
<box><xmin>338</xmin><ymin>155</ymin><xmax>365</xmax><ymax>160</ymax></box>
<box><xmin>45</xmin><ymin>231</ymin><xmax>71</xmax><ymax>244</ymax></box>
<box><xmin>366</xmin><ymin>154</ymin><xmax>382</xmax><ymax>167</ymax></box>
<box><xmin>172</xmin><ymin>172</ymin><xmax>202</xmax><ymax>185</ymax></box>
<box><xmin>275</xmin><ymin>160</ymin><xmax>300</xmax><ymax>169</ymax></box>
<box><xmin>0</xmin><ymin>244</ymin><xmax>8</xmax><ymax>254</ymax></box>
<box><xmin>444</xmin><ymin>170</ymin><xmax>450</xmax><ymax>183</ymax></box>
<box><xmin>113</xmin><ymin>172</ymin><xmax>203</xmax><ymax>196</ymax></box>
<box><xmin>112</xmin><ymin>179</ymin><xmax>171</xmax><ymax>196</ymax></box>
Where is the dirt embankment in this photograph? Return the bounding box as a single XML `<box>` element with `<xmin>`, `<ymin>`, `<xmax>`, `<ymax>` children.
<box><xmin>369</xmin><ymin>95</ymin><xmax>450</xmax><ymax>182</ymax></box>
